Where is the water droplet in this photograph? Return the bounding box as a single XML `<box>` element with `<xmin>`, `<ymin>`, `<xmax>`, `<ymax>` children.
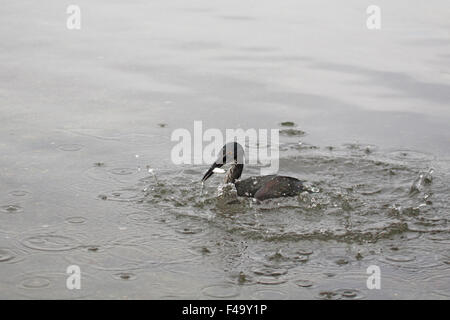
<box><xmin>280</xmin><ymin>121</ymin><xmax>296</xmax><ymax>127</ymax></box>
<box><xmin>318</xmin><ymin>291</ymin><xmax>339</xmax><ymax>300</ymax></box>
<box><xmin>176</xmin><ymin>227</ymin><xmax>202</xmax><ymax>235</ymax></box>
<box><xmin>280</xmin><ymin>129</ymin><xmax>306</xmax><ymax>137</ymax></box>
<box><xmin>87</xmin><ymin>246</ymin><xmax>100</xmax><ymax>252</ymax></box>
<box><xmin>112</xmin><ymin>272</ymin><xmax>137</xmax><ymax>281</ymax></box>
<box><xmin>341</xmin><ymin>290</ymin><xmax>357</xmax><ymax>298</ymax></box>
<box><xmin>200</xmin><ymin>247</ymin><xmax>211</xmax><ymax>254</ymax></box>
<box><xmin>333</xmin><ymin>257</ymin><xmax>349</xmax><ymax>265</ymax></box>
<box><xmin>337</xmin><ymin>289</ymin><xmax>365</xmax><ymax>300</ymax></box>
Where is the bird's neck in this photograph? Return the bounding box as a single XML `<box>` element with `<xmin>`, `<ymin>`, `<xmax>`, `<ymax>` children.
<box><xmin>224</xmin><ymin>161</ymin><xmax>243</xmax><ymax>184</ymax></box>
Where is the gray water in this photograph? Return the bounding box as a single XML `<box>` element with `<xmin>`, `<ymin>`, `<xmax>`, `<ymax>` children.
<box><xmin>1</xmin><ymin>0</ymin><xmax>449</xmax><ymax>299</ymax></box>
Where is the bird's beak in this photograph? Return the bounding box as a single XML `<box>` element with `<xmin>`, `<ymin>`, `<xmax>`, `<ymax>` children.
<box><xmin>202</xmin><ymin>152</ymin><xmax>227</xmax><ymax>182</ymax></box>
<box><xmin>201</xmin><ymin>162</ymin><xmax>221</xmax><ymax>182</ymax></box>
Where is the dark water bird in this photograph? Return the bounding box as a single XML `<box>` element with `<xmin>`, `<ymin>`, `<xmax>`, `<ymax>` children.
<box><xmin>201</xmin><ymin>142</ymin><xmax>305</xmax><ymax>201</ymax></box>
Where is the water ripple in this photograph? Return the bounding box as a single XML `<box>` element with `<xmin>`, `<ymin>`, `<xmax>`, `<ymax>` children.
<box><xmin>202</xmin><ymin>283</ymin><xmax>240</xmax><ymax>298</ymax></box>
<box><xmin>21</xmin><ymin>234</ymin><xmax>80</xmax><ymax>252</ymax></box>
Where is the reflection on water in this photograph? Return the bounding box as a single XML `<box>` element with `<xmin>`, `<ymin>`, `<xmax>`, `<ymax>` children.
<box><xmin>1</xmin><ymin>0</ymin><xmax>449</xmax><ymax>299</ymax></box>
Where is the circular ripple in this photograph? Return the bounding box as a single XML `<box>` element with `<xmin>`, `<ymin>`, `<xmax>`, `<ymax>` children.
<box><xmin>1</xmin><ymin>205</ymin><xmax>23</xmax><ymax>214</ymax></box>
<box><xmin>428</xmin><ymin>232</ymin><xmax>450</xmax><ymax>243</ymax></box>
<box><xmin>202</xmin><ymin>284</ymin><xmax>240</xmax><ymax>298</ymax></box>
<box><xmin>175</xmin><ymin>227</ymin><xmax>203</xmax><ymax>235</ymax></box>
<box><xmin>57</xmin><ymin>144</ymin><xmax>84</xmax><ymax>151</ymax></box>
<box><xmin>69</xmin><ymin>245</ymin><xmax>158</xmax><ymax>271</ymax></box>
<box><xmin>317</xmin><ymin>290</ymin><xmax>340</xmax><ymax>300</ymax></box>
<box><xmin>317</xmin><ymin>288</ymin><xmax>364</xmax><ymax>300</ymax></box>
<box><xmin>0</xmin><ymin>246</ymin><xmax>25</xmax><ymax>264</ymax></box>
<box><xmin>336</xmin><ymin>289</ymin><xmax>365</xmax><ymax>300</ymax></box>
<box><xmin>108</xmin><ymin>168</ymin><xmax>136</xmax><ymax>176</ymax></box>
<box><xmin>14</xmin><ymin>271</ymin><xmax>98</xmax><ymax>299</ymax></box>
<box><xmin>343</xmin><ymin>143</ymin><xmax>379</xmax><ymax>154</ymax></box>
<box><xmin>257</xmin><ymin>276</ymin><xmax>287</xmax><ymax>285</ymax></box>
<box><xmin>229</xmin><ymin>271</ymin><xmax>255</xmax><ymax>285</ymax></box>
<box><xmin>280</xmin><ymin>129</ymin><xmax>306</xmax><ymax>137</ymax></box>
<box><xmin>386</xmin><ymin>150</ymin><xmax>433</xmax><ymax>162</ymax></box>
<box><xmin>251</xmin><ymin>289</ymin><xmax>288</xmax><ymax>300</ymax></box>
<box><xmin>378</xmin><ymin>247</ymin><xmax>441</xmax><ymax>271</ymax></box>
<box><xmin>65</xmin><ymin>216</ymin><xmax>87</xmax><ymax>224</ymax></box>
<box><xmin>296</xmin><ymin>248</ymin><xmax>314</xmax><ymax>256</ymax></box>
<box><xmin>20</xmin><ymin>276</ymin><xmax>51</xmax><ymax>289</ymax></box>
<box><xmin>427</xmin><ymin>275</ymin><xmax>450</xmax><ymax>298</ymax></box>
<box><xmin>331</xmin><ymin>256</ymin><xmax>350</xmax><ymax>266</ymax></box>
<box><xmin>85</xmin><ymin>245</ymin><xmax>101</xmax><ymax>252</ymax></box>
<box><xmin>295</xmin><ymin>279</ymin><xmax>314</xmax><ymax>288</ymax></box>
<box><xmin>385</xmin><ymin>253</ymin><xmax>416</xmax><ymax>263</ymax></box>
<box><xmin>357</xmin><ymin>185</ymin><xmax>383</xmax><ymax>195</ymax></box>
<box><xmin>21</xmin><ymin>234</ymin><xmax>80</xmax><ymax>252</ymax></box>
<box><xmin>82</xmin><ymin>164</ymin><xmax>145</xmax><ymax>189</ymax></box>
<box><xmin>112</xmin><ymin>272</ymin><xmax>137</xmax><ymax>281</ymax></box>
<box><xmin>252</xmin><ymin>267</ymin><xmax>288</xmax><ymax>277</ymax></box>
<box><xmin>8</xmin><ymin>190</ymin><xmax>30</xmax><ymax>197</ymax></box>
<box><xmin>103</xmin><ymin>188</ymin><xmax>141</xmax><ymax>202</ymax></box>
<box><xmin>126</xmin><ymin>212</ymin><xmax>152</xmax><ymax>223</ymax></box>
<box><xmin>337</xmin><ymin>289</ymin><xmax>365</xmax><ymax>299</ymax></box>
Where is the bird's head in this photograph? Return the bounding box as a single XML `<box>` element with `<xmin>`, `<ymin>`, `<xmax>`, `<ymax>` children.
<box><xmin>201</xmin><ymin>142</ymin><xmax>244</xmax><ymax>182</ymax></box>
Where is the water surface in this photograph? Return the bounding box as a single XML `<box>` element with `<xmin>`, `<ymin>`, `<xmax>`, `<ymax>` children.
<box><xmin>0</xmin><ymin>0</ymin><xmax>449</xmax><ymax>299</ymax></box>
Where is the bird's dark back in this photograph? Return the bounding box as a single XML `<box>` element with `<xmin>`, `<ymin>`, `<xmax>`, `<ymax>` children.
<box><xmin>235</xmin><ymin>175</ymin><xmax>304</xmax><ymax>200</ymax></box>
